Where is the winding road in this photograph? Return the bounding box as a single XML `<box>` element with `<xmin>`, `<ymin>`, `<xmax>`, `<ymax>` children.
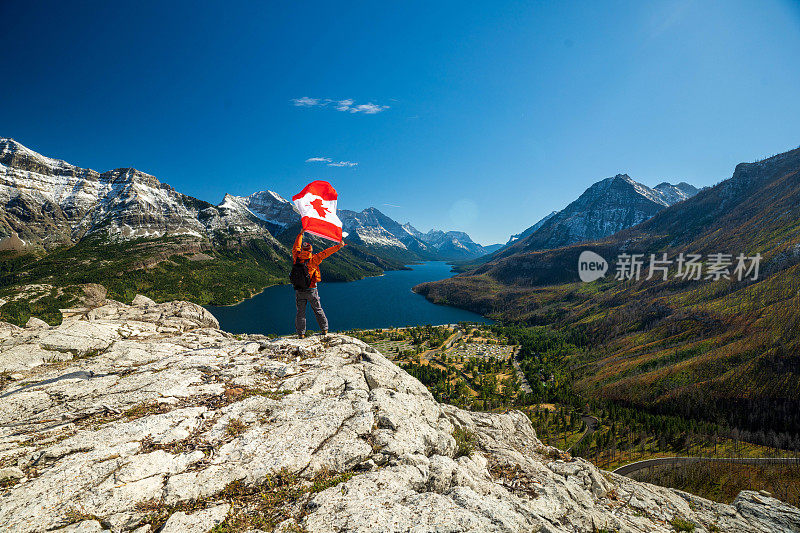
<box><xmin>567</xmin><ymin>415</ymin><xmax>600</xmax><ymax>453</ymax></box>
<box><xmin>613</xmin><ymin>456</ymin><xmax>800</xmax><ymax>477</ymax></box>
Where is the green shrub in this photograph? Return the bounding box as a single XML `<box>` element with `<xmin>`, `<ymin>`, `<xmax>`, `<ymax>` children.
<box><xmin>670</xmin><ymin>516</ymin><xmax>696</xmax><ymax>532</ymax></box>
<box><xmin>453</xmin><ymin>427</ymin><xmax>475</xmax><ymax>458</ymax></box>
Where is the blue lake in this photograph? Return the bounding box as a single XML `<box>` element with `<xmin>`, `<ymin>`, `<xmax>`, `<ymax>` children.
<box><xmin>206</xmin><ymin>261</ymin><xmax>492</xmax><ymax>335</ymax></box>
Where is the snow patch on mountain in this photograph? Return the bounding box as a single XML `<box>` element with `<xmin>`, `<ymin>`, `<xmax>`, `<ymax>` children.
<box><xmin>653</xmin><ymin>181</ymin><xmax>701</xmax><ymax>205</ymax></box>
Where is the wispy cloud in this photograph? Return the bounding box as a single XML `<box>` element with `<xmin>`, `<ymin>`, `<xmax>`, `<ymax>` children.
<box><xmin>292</xmin><ymin>96</ymin><xmax>321</xmax><ymax>107</ymax></box>
<box><xmin>382</xmin><ymin>203</ymin><xmax>402</xmax><ymax>208</ymax></box>
<box><xmin>335</xmin><ymin>99</ymin><xmax>354</xmax><ymax>111</ymax></box>
<box><xmin>290</xmin><ymin>97</ymin><xmax>389</xmax><ymax>114</ymax></box>
<box><xmin>347</xmin><ymin>103</ymin><xmax>389</xmax><ymax>114</ymax></box>
<box><xmin>305</xmin><ymin>157</ymin><xmax>358</xmax><ymax>168</ymax></box>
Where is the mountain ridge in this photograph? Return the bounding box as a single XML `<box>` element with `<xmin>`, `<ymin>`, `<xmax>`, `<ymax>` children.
<box><xmin>337</xmin><ymin>206</ymin><xmax>491</xmax><ymax>261</ymax></box>
<box><xmin>0</xmin><ymin>137</ymin><xmax>276</xmax><ymax>249</ymax></box>
<box><xmin>489</xmin><ymin>174</ymin><xmax>699</xmax><ymax>261</ymax></box>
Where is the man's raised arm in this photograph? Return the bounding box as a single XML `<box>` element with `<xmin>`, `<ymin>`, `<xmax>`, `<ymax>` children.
<box><xmin>312</xmin><ymin>241</ymin><xmax>345</xmax><ymax>264</ymax></box>
<box><xmin>293</xmin><ymin>232</ymin><xmax>304</xmax><ymax>256</ymax></box>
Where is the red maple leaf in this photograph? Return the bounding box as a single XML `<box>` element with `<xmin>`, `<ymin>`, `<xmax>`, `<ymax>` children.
<box><xmin>309</xmin><ymin>198</ymin><xmax>330</xmax><ymax>217</ymax></box>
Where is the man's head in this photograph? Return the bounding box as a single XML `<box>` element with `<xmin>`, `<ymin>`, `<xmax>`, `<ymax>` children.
<box><xmin>302</xmin><ymin>242</ymin><xmax>312</xmax><ymax>253</ymax></box>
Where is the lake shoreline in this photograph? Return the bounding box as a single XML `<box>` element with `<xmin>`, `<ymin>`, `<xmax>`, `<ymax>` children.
<box><xmin>206</xmin><ymin>262</ymin><xmax>492</xmax><ymax>335</ymax></box>
<box><xmin>206</xmin><ymin>264</ymin><xmax>407</xmax><ymax>308</ymax></box>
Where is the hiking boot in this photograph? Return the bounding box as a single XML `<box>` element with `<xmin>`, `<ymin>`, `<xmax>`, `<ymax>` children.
<box><xmin>321</xmin><ymin>330</ymin><xmax>328</xmax><ymax>336</ymax></box>
<box><xmin>298</xmin><ymin>334</ymin><xmax>305</xmax><ymax>339</ymax></box>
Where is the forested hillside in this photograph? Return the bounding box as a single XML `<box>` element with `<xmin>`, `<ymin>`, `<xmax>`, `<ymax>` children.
<box><xmin>415</xmin><ymin>145</ymin><xmax>800</xmax><ymax>443</ymax></box>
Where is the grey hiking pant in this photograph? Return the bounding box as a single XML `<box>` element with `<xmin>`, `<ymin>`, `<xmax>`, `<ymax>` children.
<box><xmin>295</xmin><ymin>287</ymin><xmax>328</xmax><ymax>335</ymax></box>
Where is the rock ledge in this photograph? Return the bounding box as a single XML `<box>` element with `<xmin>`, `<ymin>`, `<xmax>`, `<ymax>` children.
<box><xmin>0</xmin><ymin>298</ymin><xmax>798</xmax><ymax>532</ymax></box>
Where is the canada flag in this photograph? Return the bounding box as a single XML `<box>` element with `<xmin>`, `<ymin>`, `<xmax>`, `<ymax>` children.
<box><xmin>292</xmin><ymin>180</ymin><xmax>344</xmax><ymax>242</ymax></box>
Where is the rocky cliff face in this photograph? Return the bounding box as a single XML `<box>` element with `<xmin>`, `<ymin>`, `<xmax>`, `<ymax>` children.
<box><xmin>1</xmin><ymin>300</ymin><xmax>798</xmax><ymax>532</ymax></box>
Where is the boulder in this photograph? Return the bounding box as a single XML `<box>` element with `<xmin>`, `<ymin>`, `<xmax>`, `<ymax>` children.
<box><xmin>0</xmin><ymin>321</ymin><xmax>23</xmax><ymax>339</ymax></box>
<box><xmin>81</xmin><ymin>284</ymin><xmax>108</xmax><ymax>308</ymax></box>
<box><xmin>131</xmin><ymin>294</ymin><xmax>156</xmax><ymax>307</ymax></box>
<box><xmin>0</xmin><ymin>466</ymin><xmax>24</xmax><ymax>482</ymax></box>
<box><xmin>24</xmin><ymin>316</ymin><xmax>49</xmax><ymax>329</ymax></box>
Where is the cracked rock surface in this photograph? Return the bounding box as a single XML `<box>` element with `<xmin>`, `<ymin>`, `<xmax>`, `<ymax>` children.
<box><xmin>0</xmin><ymin>298</ymin><xmax>798</xmax><ymax>532</ymax></box>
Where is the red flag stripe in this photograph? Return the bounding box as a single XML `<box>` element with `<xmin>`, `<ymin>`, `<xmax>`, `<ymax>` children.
<box><xmin>302</xmin><ymin>216</ymin><xmax>342</xmax><ymax>242</ymax></box>
<box><xmin>292</xmin><ymin>180</ymin><xmax>338</xmax><ymax>202</ymax></box>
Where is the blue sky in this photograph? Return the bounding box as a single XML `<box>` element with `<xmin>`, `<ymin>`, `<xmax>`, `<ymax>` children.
<box><xmin>2</xmin><ymin>1</ymin><xmax>799</xmax><ymax>245</ymax></box>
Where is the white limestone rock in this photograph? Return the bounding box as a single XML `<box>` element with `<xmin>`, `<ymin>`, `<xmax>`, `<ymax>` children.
<box><xmin>160</xmin><ymin>503</ymin><xmax>230</xmax><ymax>532</ymax></box>
<box><xmin>0</xmin><ymin>466</ymin><xmax>24</xmax><ymax>481</ymax></box>
<box><xmin>55</xmin><ymin>520</ymin><xmax>105</xmax><ymax>532</ymax></box>
<box><xmin>0</xmin><ymin>321</ymin><xmax>23</xmax><ymax>339</ymax></box>
<box><xmin>24</xmin><ymin>316</ymin><xmax>49</xmax><ymax>329</ymax></box>
<box><xmin>0</xmin><ymin>301</ymin><xmax>797</xmax><ymax>532</ymax></box>
<box><xmin>131</xmin><ymin>294</ymin><xmax>156</xmax><ymax>308</ymax></box>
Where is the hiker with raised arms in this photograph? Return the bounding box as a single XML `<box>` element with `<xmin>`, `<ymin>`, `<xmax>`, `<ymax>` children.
<box><xmin>290</xmin><ymin>180</ymin><xmax>346</xmax><ymax>338</ymax></box>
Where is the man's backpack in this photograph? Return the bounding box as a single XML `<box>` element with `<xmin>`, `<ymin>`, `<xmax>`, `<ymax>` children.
<box><xmin>290</xmin><ymin>260</ymin><xmax>312</xmax><ymax>290</ymax></box>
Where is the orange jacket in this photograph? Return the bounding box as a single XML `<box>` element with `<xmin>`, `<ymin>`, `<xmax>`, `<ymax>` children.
<box><xmin>292</xmin><ymin>233</ymin><xmax>343</xmax><ymax>288</ymax></box>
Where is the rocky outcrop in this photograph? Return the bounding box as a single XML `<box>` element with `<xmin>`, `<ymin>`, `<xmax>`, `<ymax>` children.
<box><xmin>0</xmin><ymin>299</ymin><xmax>797</xmax><ymax>532</ymax></box>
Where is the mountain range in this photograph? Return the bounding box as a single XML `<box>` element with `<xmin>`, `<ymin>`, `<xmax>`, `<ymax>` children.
<box><xmin>216</xmin><ymin>191</ymin><xmax>494</xmax><ymax>261</ymax></box>
<box><xmin>490</xmin><ymin>175</ymin><xmax>699</xmax><ymax>260</ymax></box>
<box><xmin>415</xmin><ymin>144</ymin><xmax>800</xmax><ymax>441</ymax></box>
<box><xmin>4</xmin><ymin>134</ymin><xmax>800</xmax><ymax>456</ymax></box>
<box><xmin>0</xmin><ymin>137</ymin><xmax>494</xmax><ymax>322</ymax></box>
<box><xmin>0</xmin><ymin>138</ymin><xmax>488</xmax><ymax>261</ymax></box>
<box><xmin>0</xmin><ymin>138</ymin><xmax>279</xmax><ymax>249</ymax></box>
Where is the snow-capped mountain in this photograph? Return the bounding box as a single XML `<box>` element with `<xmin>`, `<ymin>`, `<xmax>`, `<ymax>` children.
<box><xmin>217</xmin><ymin>194</ymin><xmax>491</xmax><ymax>259</ymax></box>
<box><xmin>0</xmin><ymin>138</ymin><xmax>278</xmax><ymax>249</ymax></box>
<box><xmin>501</xmin><ymin>182</ymin><xmax>697</xmax><ymax>250</ymax></box>
<box><xmin>338</xmin><ymin>208</ymin><xmax>490</xmax><ymax>260</ymax></box>
<box><xmin>651</xmin><ymin>181</ymin><xmax>700</xmax><ymax>205</ymax></box>
<box><xmin>218</xmin><ymin>191</ymin><xmax>298</xmax><ymax>234</ymax></box>
<box><xmin>412</xmin><ymin>228</ymin><xmax>488</xmax><ymax>260</ymax></box>
<box><xmin>338</xmin><ymin>208</ymin><xmax>431</xmax><ymax>259</ymax></box>
<box><xmin>0</xmin><ymin>137</ymin><xmax>488</xmax><ymax>263</ymax></box>
<box><xmin>496</xmin><ymin>174</ymin><xmax>699</xmax><ymax>258</ymax></box>
<box><xmin>400</xmin><ymin>222</ymin><xmax>491</xmax><ymax>259</ymax></box>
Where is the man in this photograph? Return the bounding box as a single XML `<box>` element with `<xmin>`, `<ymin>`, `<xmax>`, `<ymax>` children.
<box><xmin>292</xmin><ymin>231</ymin><xmax>344</xmax><ymax>338</ymax></box>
